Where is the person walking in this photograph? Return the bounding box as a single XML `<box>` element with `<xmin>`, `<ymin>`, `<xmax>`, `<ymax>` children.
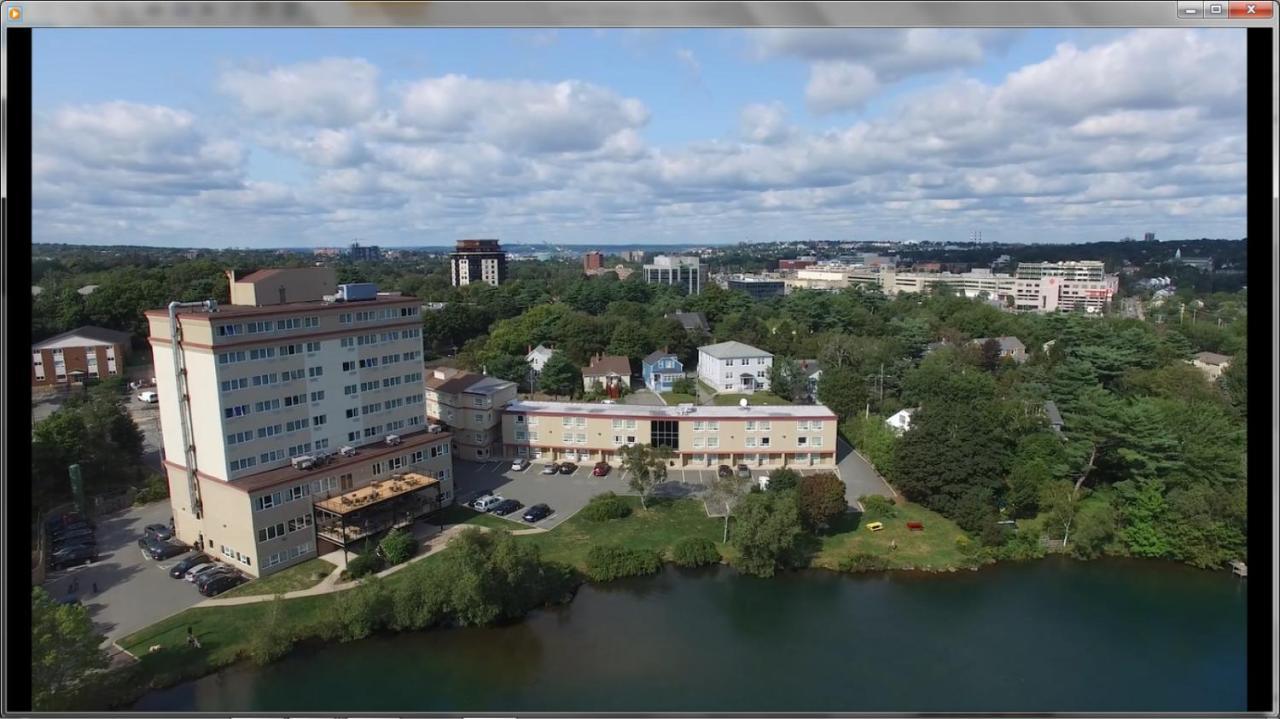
<box><xmin>91</xmin><ymin>581</ymin><xmax>99</xmax><ymax>595</ymax></box>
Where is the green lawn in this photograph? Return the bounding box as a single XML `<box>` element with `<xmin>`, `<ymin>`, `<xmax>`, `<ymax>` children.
<box><xmin>662</xmin><ymin>392</ymin><xmax>698</xmax><ymax>405</ymax></box>
<box><xmin>217</xmin><ymin>558</ymin><xmax>335</xmax><ymax>599</ymax></box>
<box><xmin>812</xmin><ymin>501</ymin><xmax>970</xmax><ymax>570</ymax></box>
<box><xmin>519</xmin><ymin>496</ymin><xmax>725</xmax><ymax>570</ymax></box>
<box><xmin>712</xmin><ymin>392</ymin><xmax>792</xmax><ymax>406</ymax></box>
<box><xmin>432</xmin><ymin>503</ymin><xmax>528</xmax><ymax>531</ymax></box>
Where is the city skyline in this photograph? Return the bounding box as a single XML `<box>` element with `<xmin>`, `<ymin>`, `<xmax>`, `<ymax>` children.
<box><xmin>32</xmin><ymin>28</ymin><xmax>1246</xmax><ymax>248</ymax></box>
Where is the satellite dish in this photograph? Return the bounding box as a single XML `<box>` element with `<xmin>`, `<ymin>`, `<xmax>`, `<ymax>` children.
<box><xmin>739</xmin><ymin>398</ymin><xmax>749</xmax><ymax>408</ymax></box>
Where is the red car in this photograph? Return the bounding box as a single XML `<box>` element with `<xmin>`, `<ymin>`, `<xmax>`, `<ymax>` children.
<box><xmin>592</xmin><ymin>462</ymin><xmax>610</xmax><ymax>477</ymax></box>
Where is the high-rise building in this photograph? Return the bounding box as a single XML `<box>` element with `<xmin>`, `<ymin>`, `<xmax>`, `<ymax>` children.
<box><xmin>643</xmin><ymin>255</ymin><xmax>707</xmax><ymax>295</ymax></box>
<box><xmin>1143</xmin><ymin>232</ymin><xmax>1157</xmax><ymax>242</ymax></box>
<box><xmin>146</xmin><ymin>267</ymin><xmax>454</xmax><ymax>577</ymax></box>
<box><xmin>450</xmin><ymin>239</ymin><xmax>507</xmax><ymax>287</ymax></box>
<box><xmin>346</xmin><ymin>241</ymin><xmax>382</xmax><ymax>261</ymax></box>
<box><xmin>583</xmin><ymin>251</ymin><xmax>604</xmax><ymax>272</ymax></box>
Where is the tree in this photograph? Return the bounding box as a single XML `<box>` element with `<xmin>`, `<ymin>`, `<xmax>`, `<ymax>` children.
<box><xmin>892</xmin><ymin>399</ymin><xmax>1013</xmax><ymax>518</ymax></box>
<box><xmin>32</xmin><ymin>587</ymin><xmax>108</xmax><ymax>709</ymax></box>
<box><xmin>1040</xmin><ymin>479</ymin><xmax>1084</xmax><ymax>549</ymax></box>
<box><xmin>1218</xmin><ymin>349</ymin><xmax>1246</xmax><ymax>419</ymax></box>
<box><xmin>1115</xmin><ymin>478</ymin><xmax>1172</xmax><ymax>558</ymax></box>
<box><xmin>816</xmin><ymin>365</ymin><xmax>866</xmax><ymax>421</ymax></box>
<box><xmin>618</xmin><ymin>443</ymin><xmax>675</xmax><ymax>509</ymax></box>
<box><xmin>246</xmin><ymin>596</ymin><xmax>295</xmax><ymax>665</ymax></box>
<box><xmin>795</xmin><ymin>473</ymin><xmax>847</xmax><ymax>532</ymax></box>
<box><xmin>730</xmin><ymin>490</ymin><xmax>804</xmax><ymax>577</ymax></box>
<box><xmin>1005</xmin><ymin>460</ymin><xmax>1051</xmax><ymax>518</ymax></box>
<box><xmin>768</xmin><ymin>358</ymin><xmax>805</xmax><ymax>402</ymax></box>
<box><xmin>764</xmin><ymin>467</ymin><xmax>800</xmax><ymax>493</ymax></box>
<box><xmin>538</xmin><ymin>352</ymin><xmax>581</xmax><ymax>399</ymax></box>
<box><xmin>671</xmin><ymin>376</ymin><xmax>696</xmax><ymax>396</ymax></box>
<box><xmin>708</xmin><ymin>472</ymin><xmax>752</xmax><ymax>542</ymax></box>
<box><xmin>979</xmin><ymin>338</ymin><xmax>1003</xmax><ymax>372</ymax></box>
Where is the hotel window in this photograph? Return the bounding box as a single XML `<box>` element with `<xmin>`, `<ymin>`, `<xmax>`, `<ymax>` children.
<box><xmin>339</xmin><ymin>313</ymin><xmax>353</xmax><ymax>324</ymax></box>
<box><xmin>221</xmin><ymin>377</ymin><xmax>249</xmax><ymax>393</ymax></box>
<box><xmin>811</xmin><ymin>421</ymin><xmax>824</xmax><ymax>431</ymax></box>
<box><xmin>254</xmin><ymin>399</ymin><xmax>281</xmax><ymax>413</ymax></box>
<box><xmin>811</xmin><ymin>436</ymin><xmax>823</xmax><ymax>448</ymax></box>
<box><xmin>577</xmin><ymin>433</ymin><xmax>588</xmax><ymax>444</ymax></box>
<box><xmin>276</xmin><ymin>318</ymin><xmax>301</xmax><ymax>331</ymax></box>
<box><xmin>224</xmin><ymin>404</ymin><xmax>250</xmax><ymax>419</ymax></box>
<box><xmin>308</xmin><ymin>366</ymin><xmax>324</xmax><ymax>379</ymax></box>
<box><xmin>285</xmin><ymin>368</ymin><xmax>306</xmax><ymax>382</ymax></box>
<box><xmin>310</xmin><ymin>390</ymin><xmax>325</xmax><ymax>402</ymax></box>
<box><xmin>746</xmin><ymin>421</ymin><xmax>756</xmax><ymax>432</ymax></box>
<box><xmin>306</xmin><ymin>341</ymin><xmax>321</xmax><ymax>353</ymax></box>
<box><xmin>612</xmin><ymin>419</ymin><xmax>623</xmax><ymax>430</ymax></box>
<box><xmin>760</xmin><ymin>437</ymin><xmax>770</xmax><ymax>447</ymax></box>
<box><xmin>707</xmin><ymin>421</ymin><xmax>719</xmax><ymax>431</ymax></box>
<box><xmin>576</xmin><ymin>418</ymin><xmax>587</xmax><ymax>428</ymax></box>
<box><xmin>693</xmin><ymin>421</ymin><xmax>704</xmax><ymax>431</ymax></box>
<box><xmin>746</xmin><ymin>437</ymin><xmax>757</xmax><ymax>448</ymax></box>
<box><xmin>217</xmin><ymin>324</ymin><xmax>243</xmax><ymax>337</ymax></box>
<box><xmin>246</xmin><ymin>320</ymin><xmax>272</xmax><ymax>334</ymax></box>
<box><xmin>312</xmin><ymin>414</ymin><xmax>327</xmax><ymax>426</ymax></box>
<box><xmin>516</xmin><ymin>430</ymin><xmax>527</xmax><ymax>441</ymax></box>
<box><xmin>797</xmin><ymin>420</ymin><xmax>810</xmax><ymax>431</ymax></box>
<box><xmin>515</xmin><ymin>415</ymin><xmax>526</xmax><ymax>424</ymax></box>
<box><xmin>219</xmin><ymin>350</ymin><xmax>247</xmax><ymax>365</ymax></box>
<box><xmin>706</xmin><ymin>438</ymin><xmax>719</xmax><ymax>449</ymax></box>
<box><xmin>798</xmin><ymin>437</ymin><xmax>808</xmax><ymax>446</ymax></box>
<box><xmin>562</xmin><ymin>417</ymin><xmax>574</xmax><ymax>428</ymax></box>
<box><xmin>340</xmin><ymin>336</ymin><xmax>355</xmax><ymax>348</ymax></box>
<box><xmin>693</xmin><ymin>438</ymin><xmax>705</xmax><ymax>449</ymax></box>
<box><xmin>344</xmin><ymin>384</ymin><xmax>358</xmax><ymax>396</ymax></box>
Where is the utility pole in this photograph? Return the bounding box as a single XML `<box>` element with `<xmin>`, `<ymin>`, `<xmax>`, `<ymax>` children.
<box><xmin>879</xmin><ymin>362</ymin><xmax>885</xmax><ymax>405</ymax></box>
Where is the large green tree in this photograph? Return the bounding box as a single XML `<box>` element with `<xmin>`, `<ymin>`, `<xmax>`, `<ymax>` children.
<box><xmin>618</xmin><ymin>443</ymin><xmax>675</xmax><ymax>509</ymax></box>
<box><xmin>538</xmin><ymin>352</ymin><xmax>581</xmax><ymax>398</ymax></box>
<box><xmin>32</xmin><ymin>588</ymin><xmax>108</xmax><ymax>709</ymax></box>
<box><xmin>730</xmin><ymin>490</ymin><xmax>803</xmax><ymax>577</ymax></box>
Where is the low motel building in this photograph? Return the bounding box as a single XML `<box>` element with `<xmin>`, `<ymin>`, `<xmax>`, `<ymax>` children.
<box><xmin>500</xmin><ymin>401</ymin><xmax>838</xmax><ymax>469</ymax></box>
<box><xmin>32</xmin><ymin>325</ymin><xmax>131</xmax><ymax>386</ymax></box>
<box><xmin>146</xmin><ymin>266</ymin><xmax>456</xmax><ymax>577</ymax></box>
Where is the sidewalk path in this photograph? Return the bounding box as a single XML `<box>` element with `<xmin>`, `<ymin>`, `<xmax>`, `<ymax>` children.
<box><xmin>196</xmin><ymin>524</ymin><xmax>476</xmax><ymax>607</ymax></box>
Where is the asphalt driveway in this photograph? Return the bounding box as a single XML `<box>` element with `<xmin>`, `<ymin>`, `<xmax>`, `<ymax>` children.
<box><xmin>42</xmin><ymin>500</ymin><xmax>206</xmax><ymax>646</ymax></box>
<box><xmin>836</xmin><ymin>437</ymin><xmax>896</xmax><ymax>505</ymax></box>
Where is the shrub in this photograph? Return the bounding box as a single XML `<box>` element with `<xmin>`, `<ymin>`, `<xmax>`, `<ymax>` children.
<box><xmin>327</xmin><ymin>576</ymin><xmax>391</xmax><ymax>642</ymax></box>
<box><xmin>955</xmin><ymin>535</ymin><xmax>977</xmax><ymax>556</ymax></box>
<box><xmin>580</xmin><ymin>492</ymin><xmax>632</xmax><ymax>522</ymax></box>
<box><xmin>765</xmin><ymin>468</ymin><xmax>801</xmax><ymax>493</ymax></box>
<box><xmin>859</xmin><ymin>495</ymin><xmax>898</xmax><ymax>521</ymax></box>
<box><xmin>132</xmin><ymin>475</ymin><xmax>169</xmax><ymax>505</ymax></box>
<box><xmin>584</xmin><ymin>545</ymin><xmax>661</xmax><ymax>582</ymax></box>
<box><xmin>346</xmin><ymin>552</ymin><xmax>385</xmax><ymax>579</ymax></box>
<box><xmin>379</xmin><ymin>528</ymin><xmax>417</xmax><ymax>566</ymax></box>
<box><xmin>671</xmin><ymin>537</ymin><xmax>720</xmax><ymax>567</ymax></box>
<box><xmin>999</xmin><ymin>529</ymin><xmax>1047</xmax><ymax>561</ymax></box>
<box><xmin>671</xmin><ymin>377</ymin><xmax>696</xmax><ymax>395</ymax></box>
<box><xmin>839</xmin><ymin>552</ymin><xmax>889</xmax><ymax>572</ymax></box>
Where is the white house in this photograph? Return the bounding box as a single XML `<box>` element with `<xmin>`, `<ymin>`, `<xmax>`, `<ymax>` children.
<box><xmin>885</xmin><ymin>408</ymin><xmax>916</xmax><ymax>436</ymax></box>
<box><xmin>697</xmin><ymin>341</ymin><xmax>773</xmax><ymax>394</ymax></box>
<box><xmin>526</xmin><ymin>344</ymin><xmax>556</xmax><ymax>374</ymax></box>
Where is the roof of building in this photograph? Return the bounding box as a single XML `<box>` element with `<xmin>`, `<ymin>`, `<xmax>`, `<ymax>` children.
<box><xmin>667</xmin><ymin>311</ymin><xmax>710</xmax><ymax>332</ymax></box>
<box><xmin>643</xmin><ymin>350</ymin><xmax>678</xmax><ymax>365</ymax></box>
<box><xmin>1194</xmin><ymin>351</ymin><xmax>1232</xmax><ymax>366</ymax></box>
<box><xmin>699</xmin><ymin>341</ymin><xmax>772</xmax><ymax>360</ymax></box>
<box><xmin>796</xmin><ymin>359</ymin><xmax>822</xmax><ymax>378</ymax></box>
<box><xmin>220</xmin><ymin>429</ymin><xmax>452</xmax><ymax>493</ymax></box>
<box><xmin>505</xmin><ymin>400</ymin><xmax>836</xmax><ymax>420</ymax></box>
<box><xmin>235</xmin><ymin>269</ymin><xmax>284</xmax><ymax>283</ymax></box>
<box><xmin>972</xmin><ymin>336</ymin><xmax>1026</xmax><ymax>353</ymax></box>
<box><xmin>466</xmin><ymin>375</ymin><xmax>516</xmax><ymax>395</ymax></box>
<box><xmin>582</xmin><ymin>355</ymin><xmax>632</xmax><ymax>377</ymax></box>
<box><xmin>425</xmin><ymin>368</ymin><xmax>486</xmax><ymax>394</ymax></box>
<box><xmin>33</xmin><ymin>325</ymin><xmax>132</xmax><ymax>350</ymax></box>
<box><xmin>1044</xmin><ymin>400</ymin><xmax>1064</xmax><ymax>428</ymax></box>
<box><xmin>526</xmin><ymin>344</ymin><xmax>556</xmax><ymax>359</ymax></box>
<box><xmin>144</xmin><ymin>293</ymin><xmax>418</xmax><ymax>321</ymax></box>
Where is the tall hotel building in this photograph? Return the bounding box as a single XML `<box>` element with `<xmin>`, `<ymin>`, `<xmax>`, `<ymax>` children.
<box><xmin>146</xmin><ymin>267</ymin><xmax>454</xmax><ymax>577</ymax></box>
<box><xmin>643</xmin><ymin>255</ymin><xmax>707</xmax><ymax>295</ymax></box>
<box><xmin>450</xmin><ymin>239</ymin><xmax>508</xmax><ymax>287</ymax></box>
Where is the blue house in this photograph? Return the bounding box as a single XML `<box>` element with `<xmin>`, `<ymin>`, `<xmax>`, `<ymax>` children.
<box><xmin>642</xmin><ymin>349</ymin><xmax>684</xmax><ymax>393</ymax></box>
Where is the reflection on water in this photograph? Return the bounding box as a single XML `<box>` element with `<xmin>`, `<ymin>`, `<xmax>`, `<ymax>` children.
<box><xmin>135</xmin><ymin>558</ymin><xmax>1246</xmax><ymax>714</ymax></box>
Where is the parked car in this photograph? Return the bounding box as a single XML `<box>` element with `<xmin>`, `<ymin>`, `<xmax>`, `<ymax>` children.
<box><xmin>137</xmin><ymin>391</ymin><xmax>159</xmax><ymax>403</ymax></box>
<box><xmin>601</xmin><ymin>399</ymin><xmax>617</xmax><ymax>405</ymax></box>
<box><xmin>199</xmin><ymin>573</ymin><xmax>245</xmax><ymax>597</ymax></box>
<box><xmin>491</xmin><ymin>499</ymin><xmax>523</xmax><ymax>516</ymax></box>
<box><xmin>472</xmin><ymin>495</ymin><xmax>504</xmax><ymax>513</ymax></box>
<box><xmin>143</xmin><ymin>523</ymin><xmax>174</xmax><ymax>542</ymax></box>
<box><xmin>511</xmin><ymin>457</ymin><xmax>530</xmax><ymax>471</ymax></box>
<box><xmin>717</xmin><ymin>465</ymin><xmax>733</xmax><ymax>478</ymax></box>
<box><xmin>52</xmin><ymin>527</ymin><xmax>95</xmax><ymax>545</ymax></box>
<box><xmin>187</xmin><ymin>562</ymin><xmax>232</xmax><ymax>583</ymax></box>
<box><xmin>50</xmin><ymin>545</ymin><xmax>98</xmax><ymax>570</ymax></box>
<box><xmin>169</xmin><ymin>553</ymin><xmax>212</xmax><ymax>579</ymax></box>
<box><xmin>522</xmin><ymin>504</ymin><xmax>552</xmax><ymax>523</ymax></box>
<box><xmin>52</xmin><ymin>539</ymin><xmax>97</xmax><ymax>556</ymax></box>
<box><xmin>736</xmin><ymin>464</ymin><xmax>751</xmax><ymax>478</ymax></box>
<box><xmin>194</xmin><ymin>566</ymin><xmax>238</xmax><ymax>590</ymax></box>
<box><xmin>138</xmin><ymin>537</ymin><xmax>187</xmax><ymax>560</ymax></box>
<box><xmin>540</xmin><ymin>464</ymin><xmax>559</xmax><ymax>475</ymax></box>
<box><xmin>558</xmin><ymin>462</ymin><xmax>578</xmax><ymax>475</ymax></box>
<box><xmin>592</xmin><ymin>462</ymin><xmax>611</xmax><ymax>477</ymax></box>
<box><xmin>50</xmin><ymin>518</ymin><xmax>93</xmax><ymax>535</ymax></box>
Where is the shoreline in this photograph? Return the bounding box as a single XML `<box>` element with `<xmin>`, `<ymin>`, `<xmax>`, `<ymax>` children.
<box><xmin>81</xmin><ymin>550</ymin><xmax>1244</xmax><ymax>712</ymax></box>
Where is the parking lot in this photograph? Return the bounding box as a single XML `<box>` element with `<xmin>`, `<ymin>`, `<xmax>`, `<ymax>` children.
<box><xmin>42</xmin><ymin>501</ymin><xmax>207</xmax><ymax>646</ymax></box>
<box><xmin>451</xmin><ymin>459</ymin><xmax>842</xmax><ymax>525</ymax></box>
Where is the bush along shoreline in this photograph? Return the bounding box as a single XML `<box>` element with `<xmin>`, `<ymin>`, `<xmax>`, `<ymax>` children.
<box><xmin>69</xmin><ymin>487</ymin><xmax>1213</xmax><ymax>711</ymax></box>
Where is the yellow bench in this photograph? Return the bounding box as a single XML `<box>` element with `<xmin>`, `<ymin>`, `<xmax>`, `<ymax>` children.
<box><xmin>866</xmin><ymin>521</ymin><xmax>884</xmax><ymax>532</ymax></box>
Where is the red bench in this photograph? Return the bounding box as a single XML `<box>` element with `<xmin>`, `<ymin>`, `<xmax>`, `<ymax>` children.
<box><xmin>906</xmin><ymin>521</ymin><xmax>924</xmax><ymax>531</ymax></box>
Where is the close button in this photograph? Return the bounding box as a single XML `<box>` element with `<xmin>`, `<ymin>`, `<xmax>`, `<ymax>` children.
<box><xmin>1228</xmin><ymin>1</ymin><xmax>1273</xmax><ymax>17</ymax></box>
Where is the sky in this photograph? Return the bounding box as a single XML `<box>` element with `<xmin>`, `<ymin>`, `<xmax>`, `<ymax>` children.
<box><xmin>31</xmin><ymin>27</ymin><xmax>1247</xmax><ymax>248</ymax></box>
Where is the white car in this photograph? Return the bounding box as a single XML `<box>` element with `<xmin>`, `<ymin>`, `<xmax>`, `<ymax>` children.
<box><xmin>540</xmin><ymin>464</ymin><xmax>559</xmax><ymax>475</ymax></box>
<box><xmin>511</xmin><ymin>458</ymin><xmax>530</xmax><ymax>471</ymax></box>
<box><xmin>136</xmin><ymin>391</ymin><xmax>158</xmax><ymax>403</ymax></box>
<box><xmin>472</xmin><ymin>495</ymin><xmax>504</xmax><ymax>513</ymax></box>
<box><xmin>186</xmin><ymin>562</ymin><xmax>230</xmax><ymax>583</ymax></box>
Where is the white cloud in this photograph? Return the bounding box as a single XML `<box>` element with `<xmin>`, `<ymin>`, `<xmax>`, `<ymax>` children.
<box><xmin>740</xmin><ymin>102</ymin><xmax>790</xmax><ymax>144</ymax></box>
<box><xmin>805</xmin><ymin>62</ymin><xmax>880</xmax><ymax>114</ymax></box>
<box><xmin>220</xmin><ymin>58</ymin><xmax>380</xmax><ymax>127</ymax></box>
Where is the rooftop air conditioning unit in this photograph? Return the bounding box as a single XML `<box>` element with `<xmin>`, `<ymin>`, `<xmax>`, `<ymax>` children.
<box><xmin>339</xmin><ymin>445</ymin><xmax>357</xmax><ymax>457</ymax></box>
<box><xmin>291</xmin><ymin>455</ymin><xmax>316</xmax><ymax>470</ymax></box>
<box><xmin>385</xmin><ymin>434</ymin><xmax>402</xmax><ymax>446</ymax></box>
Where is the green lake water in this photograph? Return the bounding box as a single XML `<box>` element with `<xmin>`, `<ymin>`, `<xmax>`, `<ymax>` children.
<box><xmin>132</xmin><ymin>557</ymin><xmax>1247</xmax><ymax>713</ymax></box>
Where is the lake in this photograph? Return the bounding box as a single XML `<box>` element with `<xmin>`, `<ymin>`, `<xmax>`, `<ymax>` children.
<box><xmin>133</xmin><ymin>557</ymin><xmax>1247</xmax><ymax>713</ymax></box>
